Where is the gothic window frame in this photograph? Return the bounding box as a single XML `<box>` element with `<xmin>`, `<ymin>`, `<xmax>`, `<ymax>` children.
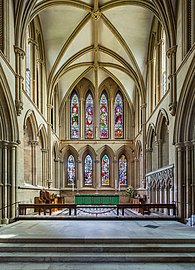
<box><xmin>99</xmin><ymin>90</ymin><xmax>109</xmax><ymax>139</ymax></box>
<box><xmin>70</xmin><ymin>90</ymin><xmax>80</xmax><ymax>139</ymax></box>
<box><xmin>85</xmin><ymin>91</ymin><xmax>94</xmax><ymax>139</ymax></box>
<box><xmin>114</xmin><ymin>91</ymin><xmax>124</xmax><ymax>139</ymax></box>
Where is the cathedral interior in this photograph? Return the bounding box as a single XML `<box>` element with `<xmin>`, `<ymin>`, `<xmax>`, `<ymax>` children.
<box><xmin>0</xmin><ymin>0</ymin><xmax>194</xmax><ymax>225</ymax></box>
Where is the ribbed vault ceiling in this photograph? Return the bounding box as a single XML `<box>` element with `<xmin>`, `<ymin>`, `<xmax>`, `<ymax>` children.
<box><xmin>33</xmin><ymin>0</ymin><xmax>155</xmax><ymax>108</ymax></box>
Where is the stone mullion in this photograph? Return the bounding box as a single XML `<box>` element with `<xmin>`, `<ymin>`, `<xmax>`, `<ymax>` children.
<box><xmin>110</xmin><ymin>98</ymin><xmax>114</xmax><ymax>139</ymax></box>
<box><xmin>95</xmin><ymin>159</ymin><xmax>100</xmax><ymax>189</ymax></box>
<box><xmin>80</xmin><ymin>98</ymin><xmax>84</xmax><ymax>139</ymax></box>
<box><xmin>77</xmin><ymin>159</ymin><xmax>83</xmax><ymax>188</ymax></box>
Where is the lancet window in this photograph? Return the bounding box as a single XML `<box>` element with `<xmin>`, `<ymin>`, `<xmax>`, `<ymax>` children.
<box><xmin>84</xmin><ymin>154</ymin><xmax>93</xmax><ymax>185</ymax></box>
<box><xmin>99</xmin><ymin>92</ymin><xmax>109</xmax><ymax>138</ymax></box>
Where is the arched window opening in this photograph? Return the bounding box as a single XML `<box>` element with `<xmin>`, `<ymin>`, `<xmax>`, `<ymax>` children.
<box><xmin>67</xmin><ymin>155</ymin><xmax>76</xmax><ymax>185</ymax></box>
<box><xmin>84</xmin><ymin>154</ymin><xmax>93</xmax><ymax>185</ymax></box>
<box><xmin>161</xmin><ymin>29</ymin><xmax>166</xmax><ymax>96</ymax></box>
<box><xmin>101</xmin><ymin>154</ymin><xmax>110</xmax><ymax>186</ymax></box>
<box><xmin>85</xmin><ymin>93</ymin><xmax>94</xmax><ymax>139</ymax></box>
<box><xmin>70</xmin><ymin>92</ymin><xmax>79</xmax><ymax>139</ymax></box>
<box><xmin>119</xmin><ymin>155</ymin><xmax>127</xmax><ymax>185</ymax></box>
<box><xmin>114</xmin><ymin>92</ymin><xmax>123</xmax><ymax>138</ymax></box>
<box><xmin>99</xmin><ymin>92</ymin><xmax>109</xmax><ymax>138</ymax></box>
<box><xmin>25</xmin><ymin>28</ymin><xmax>31</xmax><ymax>97</ymax></box>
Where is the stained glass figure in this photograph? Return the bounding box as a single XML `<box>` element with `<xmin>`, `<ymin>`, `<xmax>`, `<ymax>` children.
<box><xmin>119</xmin><ymin>155</ymin><xmax>127</xmax><ymax>185</ymax></box>
<box><xmin>85</xmin><ymin>93</ymin><xmax>94</xmax><ymax>139</ymax></box>
<box><xmin>67</xmin><ymin>155</ymin><xmax>76</xmax><ymax>185</ymax></box>
<box><xmin>70</xmin><ymin>93</ymin><xmax>79</xmax><ymax>138</ymax></box>
<box><xmin>101</xmin><ymin>154</ymin><xmax>110</xmax><ymax>185</ymax></box>
<box><xmin>114</xmin><ymin>93</ymin><xmax>123</xmax><ymax>138</ymax></box>
<box><xmin>99</xmin><ymin>93</ymin><xmax>109</xmax><ymax>138</ymax></box>
<box><xmin>84</xmin><ymin>154</ymin><xmax>93</xmax><ymax>185</ymax></box>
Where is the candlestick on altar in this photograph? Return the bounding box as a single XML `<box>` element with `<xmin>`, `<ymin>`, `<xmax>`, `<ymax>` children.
<box><xmin>118</xmin><ymin>182</ymin><xmax>121</xmax><ymax>192</ymax></box>
<box><xmin>72</xmin><ymin>183</ymin><xmax>74</xmax><ymax>192</ymax></box>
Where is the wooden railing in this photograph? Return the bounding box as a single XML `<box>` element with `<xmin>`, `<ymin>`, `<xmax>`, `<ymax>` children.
<box><xmin>18</xmin><ymin>203</ymin><xmax>176</xmax><ymax>218</ymax></box>
<box><xmin>116</xmin><ymin>203</ymin><xmax>176</xmax><ymax>216</ymax></box>
<box><xmin>18</xmin><ymin>203</ymin><xmax>76</xmax><ymax>216</ymax></box>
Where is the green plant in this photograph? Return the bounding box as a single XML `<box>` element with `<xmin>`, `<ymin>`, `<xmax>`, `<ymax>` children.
<box><xmin>126</xmin><ymin>185</ymin><xmax>135</xmax><ymax>198</ymax></box>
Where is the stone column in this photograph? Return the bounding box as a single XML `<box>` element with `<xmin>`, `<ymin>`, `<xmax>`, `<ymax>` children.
<box><xmin>176</xmin><ymin>143</ymin><xmax>184</xmax><ymax>218</ymax></box>
<box><xmin>28</xmin><ymin>38</ymin><xmax>37</xmax><ymax>104</ymax></box>
<box><xmin>185</xmin><ymin>142</ymin><xmax>192</xmax><ymax>218</ymax></box>
<box><xmin>141</xmin><ymin>104</ymin><xmax>146</xmax><ymax>188</ymax></box>
<box><xmin>0</xmin><ymin>145</ymin><xmax>3</xmax><ymax>221</ymax></box>
<box><xmin>146</xmin><ymin>148</ymin><xmax>152</xmax><ymax>173</ymax></box>
<box><xmin>2</xmin><ymin>142</ymin><xmax>8</xmax><ymax>223</ymax></box>
<box><xmin>47</xmin><ymin>104</ymin><xmax>52</xmax><ymax>188</ymax></box>
<box><xmin>192</xmin><ymin>141</ymin><xmax>195</xmax><ymax>214</ymax></box>
<box><xmin>65</xmin><ymin>98</ymin><xmax>70</xmax><ymax>139</ymax></box>
<box><xmin>31</xmin><ymin>141</ymin><xmax>38</xmax><ymax>186</ymax></box>
<box><xmin>167</xmin><ymin>46</ymin><xmax>177</xmax><ymax>116</ymax></box>
<box><xmin>14</xmin><ymin>46</ymin><xmax>24</xmax><ymax>116</ymax></box>
<box><xmin>11</xmin><ymin>144</ymin><xmax>16</xmax><ymax>219</ymax></box>
<box><xmin>157</xmin><ymin>139</ymin><xmax>162</xmax><ymax>168</ymax></box>
<box><xmin>41</xmin><ymin>149</ymin><xmax>47</xmax><ymax>187</ymax></box>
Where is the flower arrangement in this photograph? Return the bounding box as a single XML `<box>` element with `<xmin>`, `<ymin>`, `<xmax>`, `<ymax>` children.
<box><xmin>125</xmin><ymin>185</ymin><xmax>135</xmax><ymax>198</ymax></box>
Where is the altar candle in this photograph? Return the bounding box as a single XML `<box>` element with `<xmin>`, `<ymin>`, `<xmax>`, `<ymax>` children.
<box><xmin>72</xmin><ymin>183</ymin><xmax>74</xmax><ymax>192</ymax></box>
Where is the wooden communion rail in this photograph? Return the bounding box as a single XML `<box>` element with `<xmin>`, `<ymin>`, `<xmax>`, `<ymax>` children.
<box><xmin>18</xmin><ymin>203</ymin><xmax>176</xmax><ymax>217</ymax></box>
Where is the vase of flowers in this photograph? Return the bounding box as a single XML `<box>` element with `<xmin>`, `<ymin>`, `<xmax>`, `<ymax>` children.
<box><xmin>126</xmin><ymin>185</ymin><xmax>135</xmax><ymax>200</ymax></box>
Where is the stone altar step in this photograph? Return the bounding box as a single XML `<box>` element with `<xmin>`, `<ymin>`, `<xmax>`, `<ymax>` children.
<box><xmin>0</xmin><ymin>252</ymin><xmax>194</xmax><ymax>263</ymax></box>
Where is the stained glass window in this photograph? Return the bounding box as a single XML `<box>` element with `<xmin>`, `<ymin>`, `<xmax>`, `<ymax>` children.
<box><xmin>101</xmin><ymin>154</ymin><xmax>110</xmax><ymax>186</ymax></box>
<box><xmin>114</xmin><ymin>92</ymin><xmax>123</xmax><ymax>138</ymax></box>
<box><xmin>99</xmin><ymin>92</ymin><xmax>109</xmax><ymax>138</ymax></box>
<box><xmin>85</xmin><ymin>93</ymin><xmax>94</xmax><ymax>139</ymax></box>
<box><xmin>67</xmin><ymin>155</ymin><xmax>76</xmax><ymax>185</ymax></box>
<box><xmin>119</xmin><ymin>155</ymin><xmax>127</xmax><ymax>185</ymax></box>
<box><xmin>84</xmin><ymin>154</ymin><xmax>93</xmax><ymax>185</ymax></box>
<box><xmin>70</xmin><ymin>93</ymin><xmax>79</xmax><ymax>138</ymax></box>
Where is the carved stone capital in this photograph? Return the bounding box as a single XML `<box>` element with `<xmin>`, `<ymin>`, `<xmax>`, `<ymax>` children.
<box><xmin>169</xmin><ymin>102</ymin><xmax>177</xmax><ymax>116</ymax></box>
<box><xmin>14</xmin><ymin>46</ymin><xmax>25</xmax><ymax>58</ymax></box>
<box><xmin>15</xmin><ymin>99</ymin><xmax>23</xmax><ymax>116</ymax></box>
<box><xmin>166</xmin><ymin>45</ymin><xmax>177</xmax><ymax>58</ymax></box>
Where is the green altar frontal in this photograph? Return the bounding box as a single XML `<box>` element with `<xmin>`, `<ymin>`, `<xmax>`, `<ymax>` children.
<box><xmin>75</xmin><ymin>194</ymin><xmax>119</xmax><ymax>205</ymax></box>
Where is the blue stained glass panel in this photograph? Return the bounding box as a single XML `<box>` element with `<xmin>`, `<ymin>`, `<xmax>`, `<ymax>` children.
<box><xmin>101</xmin><ymin>154</ymin><xmax>110</xmax><ymax>185</ymax></box>
<box><xmin>85</xmin><ymin>93</ymin><xmax>94</xmax><ymax>139</ymax></box>
<box><xmin>119</xmin><ymin>155</ymin><xmax>127</xmax><ymax>185</ymax></box>
<box><xmin>71</xmin><ymin>93</ymin><xmax>79</xmax><ymax>138</ymax></box>
<box><xmin>84</xmin><ymin>154</ymin><xmax>93</xmax><ymax>185</ymax></box>
<box><xmin>67</xmin><ymin>155</ymin><xmax>76</xmax><ymax>185</ymax></box>
<box><xmin>100</xmin><ymin>93</ymin><xmax>108</xmax><ymax>138</ymax></box>
<box><xmin>114</xmin><ymin>93</ymin><xmax>123</xmax><ymax>138</ymax></box>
